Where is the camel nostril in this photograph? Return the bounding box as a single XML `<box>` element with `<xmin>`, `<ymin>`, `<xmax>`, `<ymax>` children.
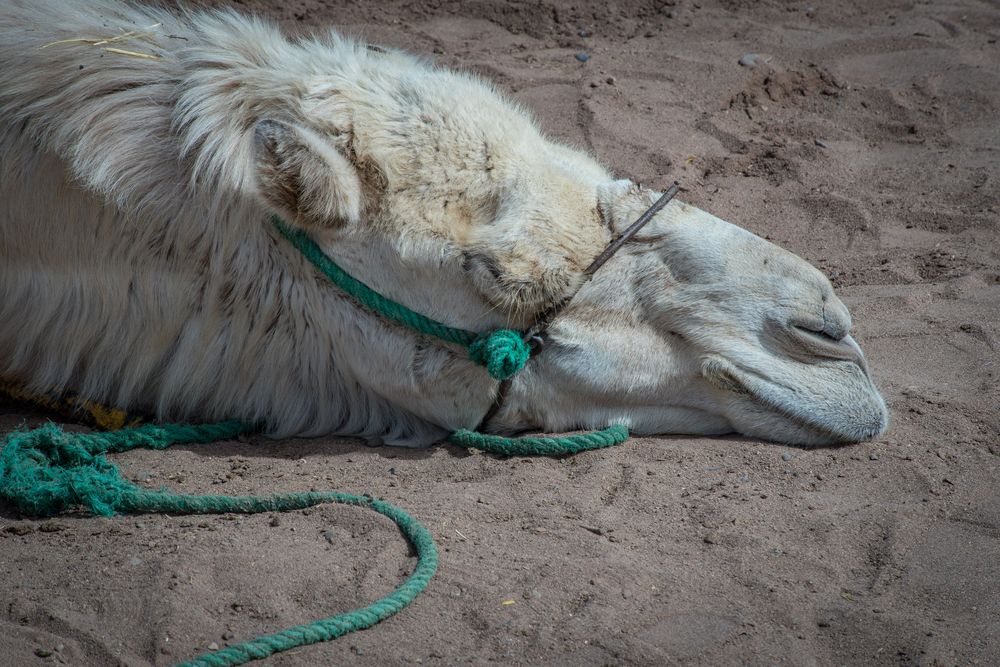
<box><xmin>820</xmin><ymin>297</ymin><xmax>852</xmax><ymax>341</ymax></box>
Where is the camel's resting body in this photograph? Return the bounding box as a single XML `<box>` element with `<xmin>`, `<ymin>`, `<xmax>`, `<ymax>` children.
<box><xmin>0</xmin><ymin>0</ymin><xmax>889</xmax><ymax>446</ymax></box>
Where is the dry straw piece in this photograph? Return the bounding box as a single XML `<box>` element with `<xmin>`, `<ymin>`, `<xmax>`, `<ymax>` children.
<box><xmin>40</xmin><ymin>22</ymin><xmax>163</xmax><ymax>59</ymax></box>
<box><xmin>102</xmin><ymin>46</ymin><xmax>161</xmax><ymax>60</ymax></box>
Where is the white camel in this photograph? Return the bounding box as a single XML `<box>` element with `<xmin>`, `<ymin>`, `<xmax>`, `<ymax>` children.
<box><xmin>0</xmin><ymin>0</ymin><xmax>888</xmax><ymax>446</ymax></box>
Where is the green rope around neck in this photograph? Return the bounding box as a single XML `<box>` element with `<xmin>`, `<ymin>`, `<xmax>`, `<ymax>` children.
<box><xmin>273</xmin><ymin>217</ymin><xmax>530</xmax><ymax>382</ymax></box>
<box><xmin>273</xmin><ymin>216</ymin><xmax>630</xmax><ymax>451</ymax></box>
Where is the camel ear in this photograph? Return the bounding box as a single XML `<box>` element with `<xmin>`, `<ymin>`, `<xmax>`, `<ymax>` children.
<box><xmin>253</xmin><ymin>119</ymin><xmax>363</xmax><ymax>228</ymax></box>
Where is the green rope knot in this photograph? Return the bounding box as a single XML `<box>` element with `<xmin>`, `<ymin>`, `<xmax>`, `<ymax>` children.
<box><xmin>468</xmin><ymin>329</ymin><xmax>530</xmax><ymax>381</ymax></box>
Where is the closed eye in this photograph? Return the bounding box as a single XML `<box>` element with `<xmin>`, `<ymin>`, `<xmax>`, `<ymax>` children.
<box><xmin>761</xmin><ymin>317</ymin><xmax>863</xmax><ymax>368</ymax></box>
<box><xmin>462</xmin><ymin>251</ymin><xmax>504</xmax><ymax>281</ymax></box>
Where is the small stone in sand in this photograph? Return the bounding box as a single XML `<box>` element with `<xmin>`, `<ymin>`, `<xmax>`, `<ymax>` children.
<box><xmin>6</xmin><ymin>524</ymin><xmax>34</xmax><ymax>535</ymax></box>
<box><xmin>782</xmin><ymin>452</ymin><xmax>793</xmax><ymax>461</ymax></box>
<box><xmin>38</xmin><ymin>521</ymin><xmax>67</xmax><ymax>533</ymax></box>
<box><xmin>208</xmin><ymin>642</ymin><xmax>219</xmax><ymax>651</ymax></box>
<box><xmin>578</xmin><ymin>29</ymin><xmax>591</xmax><ymax>38</ymax></box>
<box><xmin>575</xmin><ymin>52</ymin><xmax>590</xmax><ymax>63</ymax></box>
<box><xmin>739</xmin><ymin>53</ymin><xmax>762</xmax><ymax>67</ymax></box>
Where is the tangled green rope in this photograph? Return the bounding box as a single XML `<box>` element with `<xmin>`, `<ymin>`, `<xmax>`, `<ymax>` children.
<box><xmin>0</xmin><ymin>422</ymin><xmax>438</xmax><ymax>667</ymax></box>
<box><xmin>273</xmin><ymin>217</ymin><xmax>530</xmax><ymax>381</ymax></box>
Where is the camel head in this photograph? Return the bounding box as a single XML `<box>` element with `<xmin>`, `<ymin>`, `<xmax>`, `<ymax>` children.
<box><xmin>500</xmin><ymin>181</ymin><xmax>890</xmax><ymax>446</ymax></box>
<box><xmin>246</xmin><ymin>54</ymin><xmax>888</xmax><ymax>446</ymax></box>
<box><xmin>103</xmin><ymin>18</ymin><xmax>888</xmax><ymax>444</ymax></box>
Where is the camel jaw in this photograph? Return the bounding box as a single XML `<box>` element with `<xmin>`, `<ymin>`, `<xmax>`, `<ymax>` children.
<box><xmin>701</xmin><ymin>352</ymin><xmax>889</xmax><ymax>446</ymax></box>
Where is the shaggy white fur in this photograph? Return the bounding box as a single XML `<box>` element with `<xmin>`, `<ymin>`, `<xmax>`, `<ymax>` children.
<box><xmin>0</xmin><ymin>0</ymin><xmax>888</xmax><ymax>446</ymax></box>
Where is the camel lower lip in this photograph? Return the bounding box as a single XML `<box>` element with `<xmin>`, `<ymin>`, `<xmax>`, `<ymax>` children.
<box><xmin>714</xmin><ymin>356</ymin><xmax>887</xmax><ymax>444</ymax></box>
<box><xmin>746</xmin><ymin>380</ymin><xmax>867</xmax><ymax>442</ymax></box>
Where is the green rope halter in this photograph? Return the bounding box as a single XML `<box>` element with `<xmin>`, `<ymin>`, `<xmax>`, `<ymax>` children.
<box><xmin>272</xmin><ymin>215</ymin><xmax>631</xmax><ymax>452</ymax></box>
<box><xmin>273</xmin><ymin>218</ymin><xmax>530</xmax><ymax>382</ymax></box>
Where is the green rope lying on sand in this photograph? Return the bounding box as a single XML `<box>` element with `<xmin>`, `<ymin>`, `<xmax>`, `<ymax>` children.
<box><xmin>448</xmin><ymin>424</ymin><xmax>629</xmax><ymax>455</ymax></box>
<box><xmin>0</xmin><ymin>416</ymin><xmax>627</xmax><ymax>665</ymax></box>
<box><xmin>0</xmin><ymin>421</ymin><xmax>439</xmax><ymax>667</ymax></box>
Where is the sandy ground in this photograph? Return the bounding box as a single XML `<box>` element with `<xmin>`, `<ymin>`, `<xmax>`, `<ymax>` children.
<box><xmin>2</xmin><ymin>0</ymin><xmax>999</xmax><ymax>664</ymax></box>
